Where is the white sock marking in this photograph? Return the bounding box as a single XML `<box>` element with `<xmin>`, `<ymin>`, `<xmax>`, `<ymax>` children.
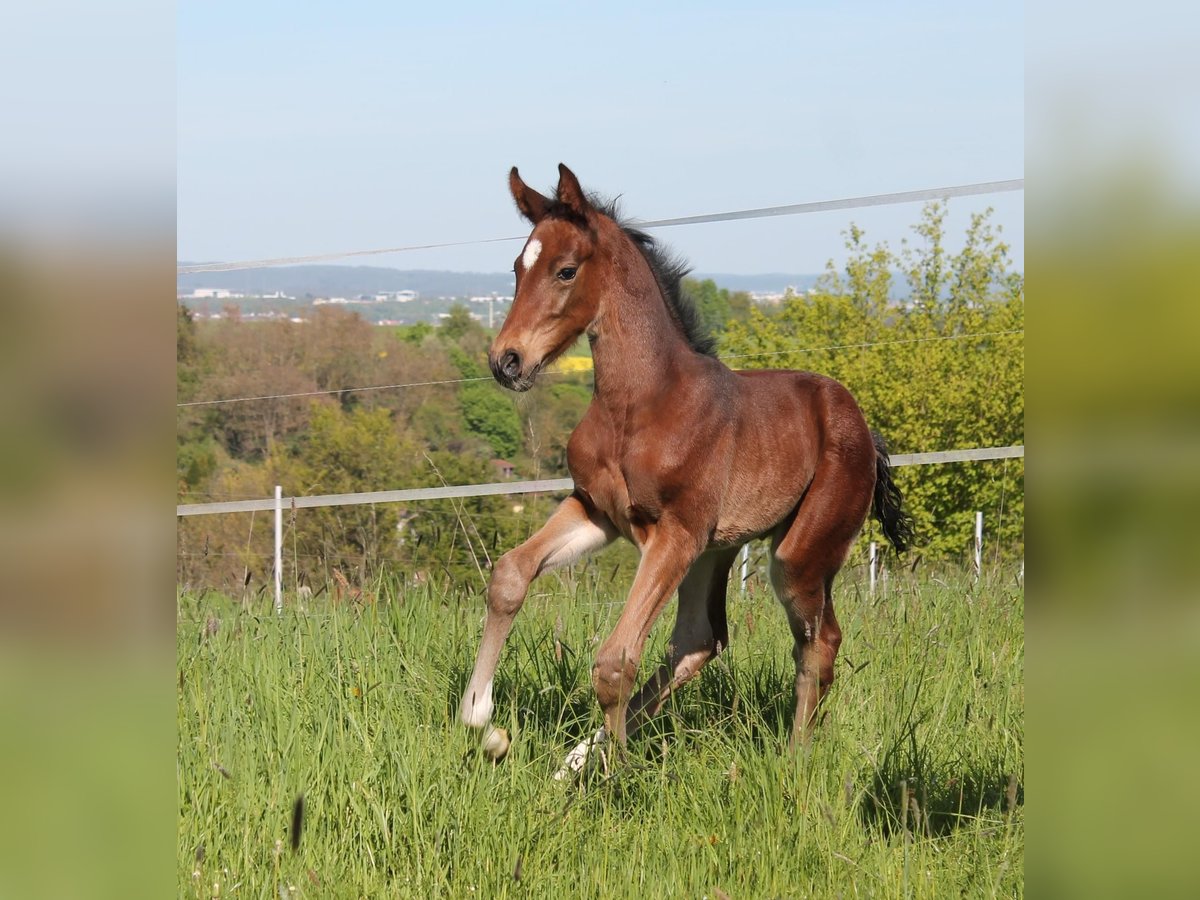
<box><xmin>554</xmin><ymin>727</ymin><xmax>607</xmax><ymax>781</ymax></box>
<box><xmin>522</xmin><ymin>238</ymin><xmax>542</xmax><ymax>271</ymax></box>
<box><xmin>460</xmin><ymin>678</ymin><xmax>494</xmax><ymax>729</ymax></box>
<box><xmin>542</xmin><ymin>519</ymin><xmax>612</xmax><ymax>569</ymax></box>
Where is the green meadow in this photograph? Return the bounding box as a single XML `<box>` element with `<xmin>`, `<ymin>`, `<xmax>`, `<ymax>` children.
<box><xmin>178</xmin><ymin>568</ymin><xmax>1023</xmax><ymax>898</ymax></box>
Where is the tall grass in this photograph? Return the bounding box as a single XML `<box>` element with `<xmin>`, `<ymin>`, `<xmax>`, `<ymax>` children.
<box><xmin>178</xmin><ymin>568</ymin><xmax>1023</xmax><ymax>897</ymax></box>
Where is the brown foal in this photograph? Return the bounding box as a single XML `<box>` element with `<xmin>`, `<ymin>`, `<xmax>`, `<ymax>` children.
<box><xmin>459</xmin><ymin>164</ymin><xmax>912</xmax><ymax>775</ymax></box>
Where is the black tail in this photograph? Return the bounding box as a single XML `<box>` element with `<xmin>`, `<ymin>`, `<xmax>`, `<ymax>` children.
<box><xmin>871</xmin><ymin>430</ymin><xmax>915</xmax><ymax>554</ymax></box>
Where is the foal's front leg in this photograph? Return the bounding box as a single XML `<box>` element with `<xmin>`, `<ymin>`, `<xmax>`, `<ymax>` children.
<box><xmin>552</xmin><ymin>542</ymin><xmax>720</xmax><ymax>782</ymax></box>
<box><xmin>591</xmin><ymin>526</ymin><xmax>702</xmax><ymax>746</ymax></box>
<box><xmin>460</xmin><ymin>493</ymin><xmax>616</xmax><ymax>759</ymax></box>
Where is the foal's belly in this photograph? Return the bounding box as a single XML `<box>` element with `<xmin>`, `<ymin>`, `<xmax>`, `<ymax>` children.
<box><xmin>709</xmin><ymin>418</ymin><xmax>816</xmax><ymax>546</ymax></box>
<box><xmin>573</xmin><ymin>445</ymin><xmax>805</xmax><ymax>551</ymax></box>
<box><xmin>711</xmin><ymin>478</ymin><xmax>807</xmax><ymax>547</ymax></box>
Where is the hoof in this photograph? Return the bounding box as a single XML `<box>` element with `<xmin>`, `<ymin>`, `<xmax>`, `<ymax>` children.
<box><xmin>553</xmin><ymin>728</ymin><xmax>607</xmax><ymax>781</ymax></box>
<box><xmin>481</xmin><ymin>725</ymin><xmax>510</xmax><ymax>761</ymax></box>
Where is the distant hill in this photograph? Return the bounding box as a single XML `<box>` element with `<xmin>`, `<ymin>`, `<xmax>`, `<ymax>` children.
<box><xmin>176</xmin><ymin>264</ymin><xmax>823</xmax><ymax>299</ymax></box>
<box><xmin>177</xmin><ymin>265</ymin><xmax>518</xmax><ymax>299</ymax></box>
<box><xmin>693</xmin><ymin>273</ymin><xmax>823</xmax><ymax>294</ymax></box>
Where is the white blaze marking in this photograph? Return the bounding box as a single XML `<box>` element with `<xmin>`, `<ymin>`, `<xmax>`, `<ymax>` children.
<box><xmin>522</xmin><ymin>238</ymin><xmax>542</xmax><ymax>271</ymax></box>
<box><xmin>460</xmin><ymin>678</ymin><xmax>494</xmax><ymax>729</ymax></box>
<box><xmin>554</xmin><ymin>727</ymin><xmax>607</xmax><ymax>781</ymax></box>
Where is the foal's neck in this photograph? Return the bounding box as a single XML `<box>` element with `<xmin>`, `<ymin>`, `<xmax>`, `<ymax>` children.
<box><xmin>587</xmin><ymin>230</ymin><xmax>698</xmax><ymax>406</ymax></box>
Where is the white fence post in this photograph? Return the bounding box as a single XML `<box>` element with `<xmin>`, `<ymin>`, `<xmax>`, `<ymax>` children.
<box><xmin>740</xmin><ymin>543</ymin><xmax>750</xmax><ymax>596</ymax></box>
<box><xmin>974</xmin><ymin>510</ymin><xmax>983</xmax><ymax>581</ymax></box>
<box><xmin>869</xmin><ymin>541</ymin><xmax>878</xmax><ymax>596</ymax></box>
<box><xmin>274</xmin><ymin>485</ymin><xmax>283</xmax><ymax>614</ymax></box>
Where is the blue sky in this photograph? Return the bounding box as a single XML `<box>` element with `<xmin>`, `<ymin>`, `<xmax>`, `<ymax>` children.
<box><xmin>178</xmin><ymin>1</ymin><xmax>1023</xmax><ymax>274</ymax></box>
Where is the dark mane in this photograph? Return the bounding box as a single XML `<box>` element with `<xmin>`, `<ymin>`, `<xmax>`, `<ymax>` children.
<box><xmin>545</xmin><ymin>191</ymin><xmax>718</xmax><ymax>357</ymax></box>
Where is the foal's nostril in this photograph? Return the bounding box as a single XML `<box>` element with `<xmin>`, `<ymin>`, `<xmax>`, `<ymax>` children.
<box><xmin>499</xmin><ymin>350</ymin><xmax>522</xmax><ymax>379</ymax></box>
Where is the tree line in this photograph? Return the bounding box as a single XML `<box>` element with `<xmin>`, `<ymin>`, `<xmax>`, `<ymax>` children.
<box><xmin>177</xmin><ymin>202</ymin><xmax>1022</xmax><ymax>596</ymax></box>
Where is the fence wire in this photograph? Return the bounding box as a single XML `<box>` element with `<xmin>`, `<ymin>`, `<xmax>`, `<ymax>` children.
<box><xmin>176</xmin><ymin>445</ymin><xmax>1023</xmax><ymax>517</ymax></box>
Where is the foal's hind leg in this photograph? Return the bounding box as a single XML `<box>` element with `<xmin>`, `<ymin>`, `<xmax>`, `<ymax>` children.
<box><xmin>771</xmin><ymin>469</ymin><xmax>872</xmax><ymax>747</ymax></box>
<box><xmin>771</xmin><ymin>568</ymin><xmax>842</xmax><ymax>747</ymax></box>
<box><xmin>624</xmin><ymin>548</ymin><xmax>738</xmax><ymax>730</ymax></box>
<box><xmin>460</xmin><ymin>493</ymin><xmax>616</xmax><ymax>760</ymax></box>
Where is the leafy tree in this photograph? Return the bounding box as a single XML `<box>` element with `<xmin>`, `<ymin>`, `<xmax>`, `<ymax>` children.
<box><xmin>685</xmin><ymin>278</ymin><xmax>730</xmax><ymax>336</ymax></box>
<box><xmin>177</xmin><ymin>435</ymin><xmax>221</xmax><ymax>491</ymax></box>
<box><xmin>360</xmin><ymin>325</ymin><xmax>461</xmax><ymax>425</ymax></box>
<box><xmin>440</xmin><ymin>323</ymin><xmax>523</xmax><ymax>460</ymax></box>
<box><xmin>395</xmin><ymin>322</ymin><xmax>434</xmax><ymax>345</ymax></box>
<box><xmin>438</xmin><ymin>303</ymin><xmax>483</xmax><ymax>344</ymax></box>
<box><xmin>720</xmin><ymin>203</ymin><xmax>1023</xmax><ymax>561</ymax></box>
<box><xmin>444</xmin><ymin>342</ymin><xmax>486</xmax><ymax>379</ymax></box>
<box><xmin>177</xmin><ymin>304</ymin><xmax>205</xmax><ymax>400</ymax></box>
<box><xmin>177</xmin><ymin>305</ymin><xmax>222</xmax><ymax>489</ymax></box>
<box><xmin>683</xmin><ymin>277</ymin><xmax>755</xmax><ymax>337</ymax></box>
<box><xmin>519</xmin><ymin>380</ymin><xmax>591</xmax><ymax>476</ymax></box>
<box><xmin>410</xmin><ymin>397</ymin><xmax>469</xmax><ymax>452</ymax></box>
<box><xmin>460</xmin><ymin>382</ymin><xmax>523</xmax><ymax>459</ymax></box>
<box><xmin>303</xmin><ymin>307</ymin><xmax>375</xmax><ymax>406</ymax></box>
<box><xmin>273</xmin><ymin>404</ymin><xmax>416</xmax><ymax>577</ymax></box>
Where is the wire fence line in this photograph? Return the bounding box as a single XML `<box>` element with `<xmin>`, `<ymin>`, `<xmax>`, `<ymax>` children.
<box><xmin>177</xmin><ymin>179</ymin><xmax>1024</xmax><ymax>275</ymax></box>
<box><xmin>177</xmin><ymin>328</ymin><xmax>1024</xmax><ymax>409</ymax></box>
<box><xmin>177</xmin><ymin>375</ymin><xmax>494</xmax><ymax>409</ymax></box>
<box><xmin>176</xmin><ymin>444</ymin><xmax>1023</xmax><ymax>517</ymax></box>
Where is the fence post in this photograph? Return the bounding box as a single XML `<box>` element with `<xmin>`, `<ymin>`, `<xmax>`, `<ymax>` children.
<box><xmin>275</xmin><ymin>485</ymin><xmax>283</xmax><ymax>614</ymax></box>
<box><xmin>974</xmin><ymin>510</ymin><xmax>983</xmax><ymax>581</ymax></box>
<box><xmin>740</xmin><ymin>543</ymin><xmax>750</xmax><ymax>596</ymax></box>
<box><xmin>868</xmin><ymin>542</ymin><xmax>878</xmax><ymax>600</ymax></box>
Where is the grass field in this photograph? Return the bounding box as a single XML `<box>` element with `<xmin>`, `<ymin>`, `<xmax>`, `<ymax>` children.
<box><xmin>177</xmin><ymin>567</ymin><xmax>1023</xmax><ymax>898</ymax></box>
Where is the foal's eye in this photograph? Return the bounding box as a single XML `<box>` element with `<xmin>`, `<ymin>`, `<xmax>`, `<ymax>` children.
<box><xmin>556</xmin><ymin>266</ymin><xmax>577</xmax><ymax>282</ymax></box>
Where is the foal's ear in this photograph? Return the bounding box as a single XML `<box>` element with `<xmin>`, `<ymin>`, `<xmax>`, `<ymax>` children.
<box><xmin>509</xmin><ymin>167</ymin><xmax>550</xmax><ymax>223</ymax></box>
<box><xmin>556</xmin><ymin>164</ymin><xmax>591</xmax><ymax>219</ymax></box>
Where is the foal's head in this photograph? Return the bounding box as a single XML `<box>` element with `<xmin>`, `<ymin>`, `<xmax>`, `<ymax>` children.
<box><xmin>489</xmin><ymin>164</ymin><xmax>607</xmax><ymax>391</ymax></box>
